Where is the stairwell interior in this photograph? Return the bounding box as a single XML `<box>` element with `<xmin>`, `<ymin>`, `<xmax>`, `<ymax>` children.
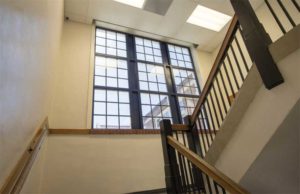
<box><xmin>0</xmin><ymin>0</ymin><xmax>299</xmax><ymax>194</ymax></box>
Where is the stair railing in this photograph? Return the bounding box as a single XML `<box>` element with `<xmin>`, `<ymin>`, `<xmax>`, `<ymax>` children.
<box><xmin>160</xmin><ymin>1</ymin><xmax>299</xmax><ymax>193</ymax></box>
<box><xmin>161</xmin><ymin>119</ymin><xmax>249</xmax><ymax>194</ymax></box>
<box><xmin>190</xmin><ymin>15</ymin><xmax>252</xmax><ymax>156</ymax></box>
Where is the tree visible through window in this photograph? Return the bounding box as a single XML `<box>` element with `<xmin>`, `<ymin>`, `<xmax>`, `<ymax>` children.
<box><xmin>92</xmin><ymin>28</ymin><xmax>201</xmax><ymax>129</ymax></box>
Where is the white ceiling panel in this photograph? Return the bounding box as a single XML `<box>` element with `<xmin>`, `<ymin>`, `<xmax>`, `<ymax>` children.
<box><xmin>64</xmin><ymin>0</ymin><xmax>264</xmax><ymax>52</ymax></box>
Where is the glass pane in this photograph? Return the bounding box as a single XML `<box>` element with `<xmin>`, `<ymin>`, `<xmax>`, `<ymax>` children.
<box><xmin>120</xmin><ymin>117</ymin><xmax>131</xmax><ymax>128</ymax></box>
<box><xmin>96</xmin><ymin>29</ymin><xmax>106</xmax><ymax>38</ymax></box>
<box><xmin>107</xmin><ymin>31</ymin><xmax>116</xmax><ymax>40</ymax></box>
<box><xmin>95</xmin><ymin>76</ymin><xmax>106</xmax><ymax>86</ymax></box>
<box><xmin>107</xmin><ymin>67</ymin><xmax>117</xmax><ymax>77</ymax></box>
<box><xmin>118</xmin><ymin>60</ymin><xmax>127</xmax><ymax>69</ymax></box>
<box><xmin>158</xmin><ymin>84</ymin><xmax>167</xmax><ymax>92</ymax></box>
<box><xmin>143</xmin><ymin>117</ymin><xmax>153</xmax><ymax>129</ymax></box>
<box><xmin>93</xmin><ymin>116</ymin><xmax>106</xmax><ymax>128</ymax></box>
<box><xmin>107</xmin><ymin>103</ymin><xmax>118</xmax><ymax>115</ymax></box>
<box><xmin>96</xmin><ymin>46</ymin><xmax>105</xmax><ymax>54</ymax></box>
<box><xmin>140</xmin><ymin>93</ymin><xmax>150</xmax><ymax>104</ymax></box>
<box><xmin>94</xmin><ymin>90</ymin><xmax>106</xmax><ymax>101</ymax></box>
<box><xmin>149</xmin><ymin>82</ymin><xmax>158</xmax><ymax>91</ymax></box>
<box><xmin>160</xmin><ymin>95</ymin><xmax>169</xmax><ymax>105</ymax></box>
<box><xmin>96</xmin><ymin>37</ymin><xmax>106</xmax><ymax>46</ymax></box>
<box><xmin>119</xmin><ymin>104</ymin><xmax>130</xmax><ymax>116</ymax></box>
<box><xmin>135</xmin><ymin>37</ymin><xmax>143</xmax><ymax>45</ymax></box>
<box><xmin>95</xmin><ymin>66</ymin><xmax>106</xmax><ymax>76</ymax></box>
<box><xmin>119</xmin><ymin>91</ymin><xmax>129</xmax><ymax>103</ymax></box>
<box><xmin>117</xmin><ymin>50</ymin><xmax>126</xmax><ymax>57</ymax></box>
<box><xmin>150</xmin><ymin>94</ymin><xmax>160</xmax><ymax>105</ymax></box>
<box><xmin>107</xmin><ymin>39</ymin><xmax>116</xmax><ymax>48</ymax></box>
<box><xmin>117</xmin><ymin>41</ymin><xmax>126</xmax><ymax>49</ymax></box>
<box><xmin>94</xmin><ymin>102</ymin><xmax>106</xmax><ymax>114</ymax></box>
<box><xmin>118</xmin><ymin>79</ymin><xmax>129</xmax><ymax>88</ymax></box>
<box><xmin>139</xmin><ymin>72</ymin><xmax>147</xmax><ymax>81</ymax></box>
<box><xmin>140</xmin><ymin>81</ymin><xmax>148</xmax><ymax>90</ymax></box>
<box><xmin>107</xmin><ymin>116</ymin><xmax>119</xmax><ymax>128</ymax></box>
<box><xmin>107</xmin><ymin>90</ymin><xmax>118</xmax><ymax>102</ymax></box>
<box><xmin>162</xmin><ymin>106</ymin><xmax>171</xmax><ymax>117</ymax></box>
<box><xmin>117</xmin><ymin>33</ymin><xmax>126</xmax><ymax>41</ymax></box>
<box><xmin>118</xmin><ymin>69</ymin><xmax>128</xmax><ymax>79</ymax></box>
<box><xmin>107</xmin><ymin>77</ymin><xmax>117</xmax><ymax>87</ymax></box>
<box><xmin>142</xmin><ymin>105</ymin><xmax>151</xmax><ymax>116</ymax></box>
<box><xmin>152</xmin><ymin>106</ymin><xmax>162</xmax><ymax>117</ymax></box>
<box><xmin>107</xmin><ymin>47</ymin><xmax>116</xmax><ymax>55</ymax></box>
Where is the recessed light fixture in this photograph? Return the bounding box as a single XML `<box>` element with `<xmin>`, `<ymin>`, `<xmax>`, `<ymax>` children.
<box><xmin>187</xmin><ymin>5</ymin><xmax>232</xmax><ymax>32</ymax></box>
<box><xmin>114</xmin><ymin>0</ymin><xmax>146</xmax><ymax>8</ymax></box>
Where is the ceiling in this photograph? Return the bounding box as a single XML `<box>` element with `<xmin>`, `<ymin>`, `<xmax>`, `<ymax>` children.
<box><xmin>64</xmin><ymin>0</ymin><xmax>264</xmax><ymax>52</ymax></box>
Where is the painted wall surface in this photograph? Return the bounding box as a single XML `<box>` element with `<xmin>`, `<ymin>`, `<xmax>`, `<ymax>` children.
<box><xmin>0</xmin><ymin>0</ymin><xmax>63</xmax><ymax>187</ymax></box>
<box><xmin>214</xmin><ymin>47</ymin><xmax>300</xmax><ymax>183</ymax></box>
<box><xmin>240</xmin><ymin>99</ymin><xmax>300</xmax><ymax>193</ymax></box>
<box><xmin>22</xmin><ymin>134</ymin><xmax>165</xmax><ymax>194</ymax></box>
<box><xmin>49</xmin><ymin>21</ymin><xmax>93</xmax><ymax>129</ymax></box>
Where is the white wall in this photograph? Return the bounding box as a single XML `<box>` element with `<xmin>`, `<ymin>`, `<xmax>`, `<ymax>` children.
<box><xmin>49</xmin><ymin>21</ymin><xmax>93</xmax><ymax>129</ymax></box>
<box><xmin>0</xmin><ymin>0</ymin><xmax>63</xmax><ymax>188</ymax></box>
<box><xmin>214</xmin><ymin>46</ymin><xmax>300</xmax><ymax>183</ymax></box>
<box><xmin>22</xmin><ymin>134</ymin><xmax>165</xmax><ymax>194</ymax></box>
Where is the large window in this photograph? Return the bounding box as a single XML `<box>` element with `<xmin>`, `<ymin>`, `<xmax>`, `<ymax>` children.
<box><xmin>92</xmin><ymin>28</ymin><xmax>200</xmax><ymax>129</ymax></box>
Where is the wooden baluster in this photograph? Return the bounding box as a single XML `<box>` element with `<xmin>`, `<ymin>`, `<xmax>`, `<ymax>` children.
<box><xmin>184</xmin><ymin>115</ymin><xmax>205</xmax><ymax>193</ymax></box>
<box><xmin>160</xmin><ymin>119</ymin><xmax>181</xmax><ymax>193</ymax></box>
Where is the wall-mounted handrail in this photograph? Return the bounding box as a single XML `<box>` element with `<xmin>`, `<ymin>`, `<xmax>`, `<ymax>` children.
<box><xmin>167</xmin><ymin>136</ymin><xmax>249</xmax><ymax>194</ymax></box>
<box><xmin>0</xmin><ymin>118</ymin><xmax>49</xmax><ymax>194</ymax></box>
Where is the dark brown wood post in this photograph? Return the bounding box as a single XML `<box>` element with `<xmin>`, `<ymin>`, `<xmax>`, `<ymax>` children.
<box><xmin>184</xmin><ymin>115</ymin><xmax>205</xmax><ymax>191</ymax></box>
<box><xmin>230</xmin><ymin>0</ymin><xmax>284</xmax><ymax>89</ymax></box>
<box><xmin>160</xmin><ymin>119</ymin><xmax>180</xmax><ymax>194</ymax></box>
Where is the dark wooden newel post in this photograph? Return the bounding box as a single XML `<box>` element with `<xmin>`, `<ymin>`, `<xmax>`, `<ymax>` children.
<box><xmin>230</xmin><ymin>0</ymin><xmax>284</xmax><ymax>89</ymax></box>
<box><xmin>160</xmin><ymin>119</ymin><xmax>180</xmax><ymax>194</ymax></box>
<box><xmin>184</xmin><ymin>115</ymin><xmax>205</xmax><ymax>191</ymax></box>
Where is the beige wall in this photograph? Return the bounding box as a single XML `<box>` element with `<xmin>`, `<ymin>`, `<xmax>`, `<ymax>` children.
<box><xmin>0</xmin><ymin>0</ymin><xmax>63</xmax><ymax>188</ymax></box>
<box><xmin>49</xmin><ymin>21</ymin><xmax>93</xmax><ymax>129</ymax></box>
<box><xmin>22</xmin><ymin>134</ymin><xmax>165</xmax><ymax>194</ymax></box>
<box><xmin>215</xmin><ymin>45</ymin><xmax>300</xmax><ymax>183</ymax></box>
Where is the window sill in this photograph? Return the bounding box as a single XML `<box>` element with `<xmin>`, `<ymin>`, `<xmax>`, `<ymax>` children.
<box><xmin>48</xmin><ymin>129</ymin><xmax>161</xmax><ymax>135</ymax></box>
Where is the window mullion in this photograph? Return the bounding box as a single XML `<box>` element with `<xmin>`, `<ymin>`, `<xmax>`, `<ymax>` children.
<box><xmin>160</xmin><ymin>42</ymin><xmax>181</xmax><ymax>124</ymax></box>
<box><xmin>127</xmin><ymin>34</ymin><xmax>142</xmax><ymax>129</ymax></box>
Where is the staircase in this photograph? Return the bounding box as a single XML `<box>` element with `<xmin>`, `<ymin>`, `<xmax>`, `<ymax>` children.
<box><xmin>160</xmin><ymin>0</ymin><xmax>300</xmax><ymax>193</ymax></box>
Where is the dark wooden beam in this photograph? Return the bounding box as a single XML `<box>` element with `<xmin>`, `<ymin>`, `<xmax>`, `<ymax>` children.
<box><xmin>230</xmin><ymin>0</ymin><xmax>284</xmax><ymax>89</ymax></box>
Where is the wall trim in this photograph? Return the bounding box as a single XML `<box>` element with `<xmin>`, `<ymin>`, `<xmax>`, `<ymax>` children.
<box><xmin>49</xmin><ymin>128</ymin><xmax>161</xmax><ymax>135</ymax></box>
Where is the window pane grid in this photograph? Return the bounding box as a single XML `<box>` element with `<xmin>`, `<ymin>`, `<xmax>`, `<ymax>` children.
<box><xmin>140</xmin><ymin>93</ymin><xmax>172</xmax><ymax>129</ymax></box>
<box><xmin>135</xmin><ymin>37</ymin><xmax>163</xmax><ymax>64</ymax></box>
<box><xmin>93</xmin><ymin>89</ymin><xmax>131</xmax><ymax>129</ymax></box>
<box><xmin>168</xmin><ymin>44</ymin><xmax>193</xmax><ymax>69</ymax></box>
<box><xmin>178</xmin><ymin>96</ymin><xmax>198</xmax><ymax>121</ymax></box>
<box><xmin>172</xmin><ymin>68</ymin><xmax>199</xmax><ymax>95</ymax></box>
<box><xmin>94</xmin><ymin>56</ymin><xmax>129</xmax><ymax>89</ymax></box>
<box><xmin>138</xmin><ymin>62</ymin><xmax>167</xmax><ymax>92</ymax></box>
<box><xmin>93</xmin><ymin>28</ymin><xmax>201</xmax><ymax>129</ymax></box>
<box><xmin>96</xmin><ymin>29</ymin><xmax>127</xmax><ymax>58</ymax></box>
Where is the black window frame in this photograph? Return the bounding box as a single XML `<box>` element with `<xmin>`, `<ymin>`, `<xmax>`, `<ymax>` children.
<box><xmin>92</xmin><ymin>27</ymin><xmax>201</xmax><ymax>129</ymax></box>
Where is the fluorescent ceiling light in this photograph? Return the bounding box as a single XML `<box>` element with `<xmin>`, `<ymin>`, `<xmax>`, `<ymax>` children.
<box><xmin>114</xmin><ymin>0</ymin><xmax>146</xmax><ymax>8</ymax></box>
<box><xmin>187</xmin><ymin>5</ymin><xmax>232</xmax><ymax>32</ymax></box>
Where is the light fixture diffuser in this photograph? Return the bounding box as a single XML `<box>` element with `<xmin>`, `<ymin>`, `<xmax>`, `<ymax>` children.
<box><xmin>187</xmin><ymin>5</ymin><xmax>232</xmax><ymax>32</ymax></box>
<box><xmin>114</xmin><ymin>0</ymin><xmax>146</xmax><ymax>8</ymax></box>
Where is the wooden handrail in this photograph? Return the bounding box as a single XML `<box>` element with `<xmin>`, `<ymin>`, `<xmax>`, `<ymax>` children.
<box><xmin>191</xmin><ymin>15</ymin><xmax>239</xmax><ymax>124</ymax></box>
<box><xmin>0</xmin><ymin>117</ymin><xmax>49</xmax><ymax>194</ymax></box>
<box><xmin>167</xmin><ymin>136</ymin><xmax>249</xmax><ymax>194</ymax></box>
<box><xmin>171</xmin><ymin>124</ymin><xmax>189</xmax><ymax>131</ymax></box>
